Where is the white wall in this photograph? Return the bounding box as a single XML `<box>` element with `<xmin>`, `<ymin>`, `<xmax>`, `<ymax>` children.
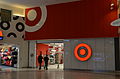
<box><xmin>29</xmin><ymin>41</ymin><xmax>36</xmax><ymax>68</ymax></box>
<box><xmin>0</xmin><ymin>16</ymin><xmax>28</xmax><ymax>68</ymax></box>
<box><xmin>64</xmin><ymin>38</ymin><xmax>115</xmax><ymax>71</ymax></box>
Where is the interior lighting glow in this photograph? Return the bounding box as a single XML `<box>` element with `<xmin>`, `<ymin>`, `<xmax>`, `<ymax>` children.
<box><xmin>13</xmin><ymin>14</ymin><xmax>25</xmax><ymax>17</ymax></box>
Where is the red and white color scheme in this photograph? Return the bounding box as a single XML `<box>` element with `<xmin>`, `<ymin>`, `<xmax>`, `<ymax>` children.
<box><xmin>36</xmin><ymin>43</ymin><xmax>49</xmax><ymax>67</ymax></box>
<box><xmin>25</xmin><ymin>0</ymin><xmax>118</xmax><ymax>40</ymax></box>
<box><xmin>25</xmin><ymin>6</ymin><xmax>47</xmax><ymax>32</ymax></box>
<box><xmin>74</xmin><ymin>43</ymin><xmax>92</xmax><ymax>61</ymax></box>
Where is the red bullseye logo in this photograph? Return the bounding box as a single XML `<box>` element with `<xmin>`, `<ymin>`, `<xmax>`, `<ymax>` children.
<box><xmin>74</xmin><ymin>43</ymin><xmax>92</xmax><ymax>61</ymax></box>
<box><xmin>25</xmin><ymin>6</ymin><xmax>47</xmax><ymax>32</ymax></box>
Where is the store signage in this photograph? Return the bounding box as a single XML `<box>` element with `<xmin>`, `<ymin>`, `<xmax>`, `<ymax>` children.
<box><xmin>0</xmin><ymin>31</ymin><xmax>3</xmax><ymax>40</ymax></box>
<box><xmin>111</xmin><ymin>18</ymin><xmax>120</xmax><ymax>26</ymax></box>
<box><xmin>74</xmin><ymin>43</ymin><xmax>92</xmax><ymax>61</ymax></box>
<box><xmin>25</xmin><ymin>6</ymin><xmax>47</xmax><ymax>32</ymax></box>
<box><xmin>25</xmin><ymin>0</ymin><xmax>118</xmax><ymax>40</ymax></box>
<box><xmin>0</xmin><ymin>8</ymin><xmax>11</xmax><ymax>22</ymax></box>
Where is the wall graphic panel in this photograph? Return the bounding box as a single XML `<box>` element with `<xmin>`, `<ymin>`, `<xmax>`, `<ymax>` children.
<box><xmin>25</xmin><ymin>0</ymin><xmax>118</xmax><ymax>40</ymax></box>
<box><xmin>64</xmin><ymin>38</ymin><xmax>115</xmax><ymax>71</ymax></box>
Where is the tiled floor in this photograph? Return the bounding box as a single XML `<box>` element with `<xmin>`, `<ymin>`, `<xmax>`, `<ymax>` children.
<box><xmin>0</xmin><ymin>69</ymin><xmax>120</xmax><ymax>79</ymax></box>
<box><xmin>0</xmin><ymin>64</ymin><xmax>63</xmax><ymax>71</ymax></box>
<box><xmin>0</xmin><ymin>65</ymin><xmax>120</xmax><ymax>79</ymax></box>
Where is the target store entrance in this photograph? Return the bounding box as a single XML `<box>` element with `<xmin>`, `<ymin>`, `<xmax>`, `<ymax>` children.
<box><xmin>35</xmin><ymin>41</ymin><xmax>64</xmax><ymax>70</ymax></box>
<box><xmin>28</xmin><ymin>38</ymin><xmax>118</xmax><ymax>71</ymax></box>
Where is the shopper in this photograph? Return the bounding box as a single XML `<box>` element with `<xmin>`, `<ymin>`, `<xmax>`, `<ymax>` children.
<box><xmin>44</xmin><ymin>55</ymin><xmax>49</xmax><ymax>70</ymax></box>
<box><xmin>38</xmin><ymin>51</ymin><xmax>43</xmax><ymax>70</ymax></box>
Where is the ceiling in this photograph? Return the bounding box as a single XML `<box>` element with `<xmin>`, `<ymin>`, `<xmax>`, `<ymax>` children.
<box><xmin>0</xmin><ymin>0</ymin><xmax>79</xmax><ymax>9</ymax></box>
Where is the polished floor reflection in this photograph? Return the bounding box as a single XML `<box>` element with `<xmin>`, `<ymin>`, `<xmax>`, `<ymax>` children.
<box><xmin>0</xmin><ymin>69</ymin><xmax>120</xmax><ymax>79</ymax></box>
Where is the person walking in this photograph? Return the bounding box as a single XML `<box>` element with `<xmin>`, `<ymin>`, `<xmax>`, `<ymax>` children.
<box><xmin>44</xmin><ymin>55</ymin><xmax>49</xmax><ymax>70</ymax></box>
<box><xmin>38</xmin><ymin>51</ymin><xmax>43</xmax><ymax>70</ymax></box>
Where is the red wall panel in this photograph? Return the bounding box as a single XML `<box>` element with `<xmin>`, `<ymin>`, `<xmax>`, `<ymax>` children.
<box><xmin>36</xmin><ymin>43</ymin><xmax>49</xmax><ymax>66</ymax></box>
<box><xmin>25</xmin><ymin>0</ymin><xmax>118</xmax><ymax>40</ymax></box>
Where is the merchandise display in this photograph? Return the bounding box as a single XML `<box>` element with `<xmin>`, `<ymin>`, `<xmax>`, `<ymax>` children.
<box><xmin>0</xmin><ymin>44</ymin><xmax>18</xmax><ymax>67</ymax></box>
<box><xmin>48</xmin><ymin>43</ymin><xmax>64</xmax><ymax>65</ymax></box>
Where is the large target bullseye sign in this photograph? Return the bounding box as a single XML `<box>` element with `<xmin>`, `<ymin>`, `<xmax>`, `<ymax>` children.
<box><xmin>25</xmin><ymin>6</ymin><xmax>47</xmax><ymax>32</ymax></box>
<box><xmin>74</xmin><ymin>43</ymin><xmax>92</xmax><ymax>61</ymax></box>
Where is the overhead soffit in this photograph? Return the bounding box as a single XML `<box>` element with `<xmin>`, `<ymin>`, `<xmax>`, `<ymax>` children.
<box><xmin>0</xmin><ymin>0</ymin><xmax>79</xmax><ymax>9</ymax></box>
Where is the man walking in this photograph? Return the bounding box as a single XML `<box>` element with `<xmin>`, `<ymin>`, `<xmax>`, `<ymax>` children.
<box><xmin>44</xmin><ymin>55</ymin><xmax>49</xmax><ymax>70</ymax></box>
<box><xmin>38</xmin><ymin>51</ymin><xmax>43</xmax><ymax>70</ymax></box>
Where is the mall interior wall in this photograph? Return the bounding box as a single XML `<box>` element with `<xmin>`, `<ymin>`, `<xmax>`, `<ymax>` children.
<box><xmin>64</xmin><ymin>38</ymin><xmax>116</xmax><ymax>71</ymax></box>
<box><xmin>24</xmin><ymin>0</ymin><xmax>119</xmax><ymax>70</ymax></box>
<box><xmin>25</xmin><ymin>0</ymin><xmax>118</xmax><ymax>40</ymax></box>
<box><xmin>0</xmin><ymin>16</ymin><xmax>28</xmax><ymax>68</ymax></box>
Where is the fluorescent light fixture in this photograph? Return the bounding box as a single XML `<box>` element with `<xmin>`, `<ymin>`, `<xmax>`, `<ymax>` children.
<box><xmin>13</xmin><ymin>14</ymin><xmax>24</xmax><ymax>17</ymax></box>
